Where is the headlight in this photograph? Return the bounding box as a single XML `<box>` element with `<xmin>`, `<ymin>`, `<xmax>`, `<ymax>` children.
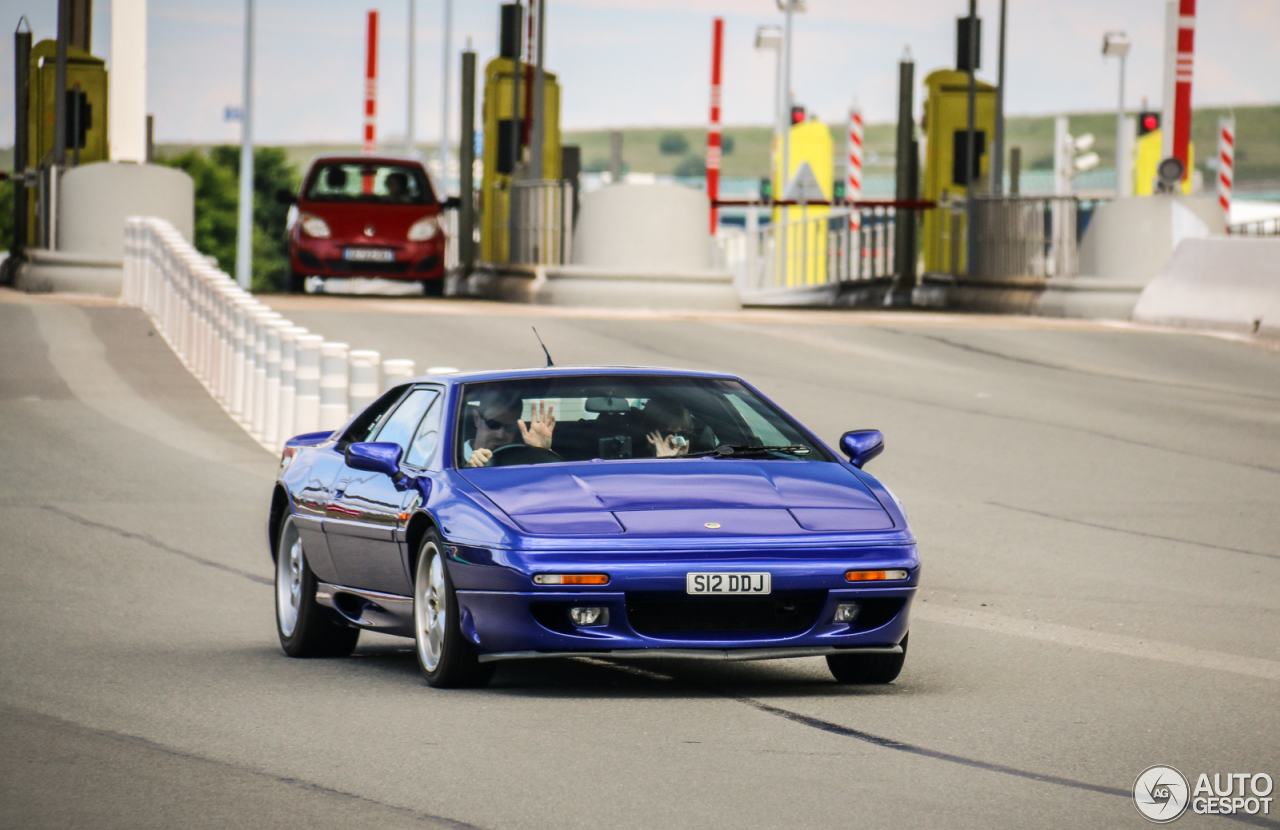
<box><xmin>407</xmin><ymin>216</ymin><xmax>440</xmax><ymax>241</ymax></box>
<box><xmin>299</xmin><ymin>213</ymin><xmax>330</xmax><ymax>238</ymax></box>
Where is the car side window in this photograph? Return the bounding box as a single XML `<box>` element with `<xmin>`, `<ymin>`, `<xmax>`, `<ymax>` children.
<box><xmin>339</xmin><ymin>385</ymin><xmax>409</xmax><ymax>447</ymax></box>
<box><xmin>372</xmin><ymin>388</ymin><xmax>439</xmax><ymax>452</ymax></box>
<box><xmin>405</xmin><ymin>393</ymin><xmax>445</xmax><ymax>469</ymax></box>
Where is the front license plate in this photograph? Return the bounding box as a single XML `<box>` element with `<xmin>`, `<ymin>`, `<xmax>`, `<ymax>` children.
<box><xmin>686</xmin><ymin>573</ymin><xmax>771</xmax><ymax>595</ymax></box>
<box><xmin>343</xmin><ymin>248</ymin><xmax>395</xmax><ymax>262</ymax></box>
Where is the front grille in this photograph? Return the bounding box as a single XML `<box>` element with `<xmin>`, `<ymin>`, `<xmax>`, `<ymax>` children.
<box><xmin>325</xmin><ymin>259</ymin><xmax>412</xmax><ymax>274</ymax></box>
<box><xmin>625</xmin><ymin>590</ymin><xmax>826</xmax><ymax>636</ymax></box>
<box><xmin>414</xmin><ymin>255</ymin><xmax>441</xmax><ymax>273</ymax></box>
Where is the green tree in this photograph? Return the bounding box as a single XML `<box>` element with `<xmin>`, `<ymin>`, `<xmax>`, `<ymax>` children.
<box><xmin>673</xmin><ymin>155</ymin><xmax>706</xmax><ymax>177</ymax></box>
<box><xmin>721</xmin><ymin>134</ymin><xmax>735</xmax><ymax>155</ymax></box>
<box><xmin>160</xmin><ymin>145</ymin><xmax>298</xmax><ymax>292</ymax></box>
<box><xmin>659</xmin><ymin>131</ymin><xmax>690</xmax><ymax>156</ymax></box>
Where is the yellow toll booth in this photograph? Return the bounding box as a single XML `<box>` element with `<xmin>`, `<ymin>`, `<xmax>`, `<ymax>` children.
<box><xmin>29</xmin><ymin>39</ymin><xmax>109</xmax><ymax>167</ymax></box>
<box><xmin>772</xmin><ymin>117</ymin><xmax>832</xmax><ymax>285</ymax></box>
<box><xmin>920</xmin><ymin>68</ymin><xmax>995</xmax><ymax>275</ymax></box>
<box><xmin>480</xmin><ymin>58</ymin><xmax>561</xmax><ymax>263</ymax></box>
<box><xmin>1132</xmin><ymin>129</ymin><xmax>1194</xmax><ymax>196</ymax></box>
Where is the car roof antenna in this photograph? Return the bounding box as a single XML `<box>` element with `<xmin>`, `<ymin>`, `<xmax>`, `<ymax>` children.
<box><xmin>532</xmin><ymin>327</ymin><xmax>555</xmax><ymax>367</ymax></box>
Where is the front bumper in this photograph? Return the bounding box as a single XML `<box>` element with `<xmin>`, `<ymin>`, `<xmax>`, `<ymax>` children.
<box><xmin>289</xmin><ymin>237</ymin><xmax>445</xmax><ymax>280</ymax></box>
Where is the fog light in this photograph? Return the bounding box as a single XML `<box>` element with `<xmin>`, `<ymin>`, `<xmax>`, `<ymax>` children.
<box><xmin>533</xmin><ymin>573</ymin><xmax>609</xmax><ymax>585</ymax></box>
<box><xmin>844</xmin><ymin>569</ymin><xmax>909</xmax><ymax>582</ymax></box>
<box><xmin>569</xmin><ymin>607</ymin><xmax>609</xmax><ymax>627</ymax></box>
<box><xmin>834</xmin><ymin>603</ymin><xmax>861</xmax><ymax>623</ymax></box>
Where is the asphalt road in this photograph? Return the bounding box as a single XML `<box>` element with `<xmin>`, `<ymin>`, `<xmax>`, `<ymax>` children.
<box><xmin>2</xmin><ymin>289</ymin><xmax>1278</xmax><ymax>829</ymax></box>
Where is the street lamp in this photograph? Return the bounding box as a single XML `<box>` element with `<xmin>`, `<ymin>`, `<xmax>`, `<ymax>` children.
<box><xmin>755</xmin><ymin>25</ymin><xmax>783</xmax><ymax>185</ymax></box>
<box><xmin>1103</xmin><ymin>31</ymin><xmax>1131</xmax><ymax>197</ymax></box>
<box><xmin>776</xmin><ymin>0</ymin><xmax>805</xmax><ymax>188</ymax></box>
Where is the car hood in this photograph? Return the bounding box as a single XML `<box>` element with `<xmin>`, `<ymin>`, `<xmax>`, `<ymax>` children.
<box><xmin>459</xmin><ymin>460</ymin><xmax>895</xmax><ymax>536</ymax></box>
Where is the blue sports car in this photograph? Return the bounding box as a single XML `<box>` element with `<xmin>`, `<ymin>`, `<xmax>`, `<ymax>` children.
<box><xmin>270</xmin><ymin>367</ymin><xmax>918</xmax><ymax>688</ymax></box>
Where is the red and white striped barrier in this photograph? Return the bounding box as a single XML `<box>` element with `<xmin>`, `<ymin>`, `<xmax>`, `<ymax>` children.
<box><xmin>122</xmin><ymin>217</ymin><xmax>418</xmax><ymax>454</ymax></box>
<box><xmin>706</xmin><ymin>17</ymin><xmax>724</xmax><ymax>235</ymax></box>
<box><xmin>847</xmin><ymin>107</ymin><xmax>863</xmax><ymax>233</ymax></box>
<box><xmin>1172</xmin><ymin>0</ymin><xmax>1195</xmax><ymax>181</ymax></box>
<box><xmin>1217</xmin><ymin>116</ymin><xmax>1234</xmax><ymax>216</ymax></box>
<box><xmin>363</xmin><ymin>10</ymin><xmax>379</xmax><ymax>154</ymax></box>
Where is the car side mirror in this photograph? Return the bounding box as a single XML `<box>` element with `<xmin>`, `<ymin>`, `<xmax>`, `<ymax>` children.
<box><xmin>839</xmin><ymin>430</ymin><xmax>884</xmax><ymax>468</ymax></box>
<box><xmin>345</xmin><ymin>442</ymin><xmax>404</xmax><ymax>479</ymax></box>
<box><xmin>275</xmin><ymin>188</ymin><xmax>297</xmax><ymax>205</ymax></box>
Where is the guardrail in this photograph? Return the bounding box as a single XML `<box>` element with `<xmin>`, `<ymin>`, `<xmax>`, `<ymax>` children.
<box><xmin>509</xmin><ymin>179</ymin><xmax>574</xmax><ymax>266</ymax></box>
<box><xmin>718</xmin><ymin>204</ymin><xmax>900</xmax><ymax>294</ymax></box>
<box><xmin>1228</xmin><ymin>217</ymin><xmax>1280</xmax><ymax>237</ymax></box>
<box><xmin>122</xmin><ymin>217</ymin><xmax>418</xmax><ymax>453</ymax></box>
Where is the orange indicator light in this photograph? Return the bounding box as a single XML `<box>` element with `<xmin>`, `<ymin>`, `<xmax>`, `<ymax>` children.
<box><xmin>533</xmin><ymin>574</ymin><xmax>610</xmax><ymax>586</ymax></box>
<box><xmin>844</xmin><ymin>569</ymin><xmax>909</xmax><ymax>582</ymax></box>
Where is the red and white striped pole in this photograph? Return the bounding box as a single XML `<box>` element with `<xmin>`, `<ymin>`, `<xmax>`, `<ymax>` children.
<box><xmin>847</xmin><ymin>107</ymin><xmax>863</xmax><ymax>232</ymax></box>
<box><xmin>706</xmin><ymin>17</ymin><xmax>723</xmax><ymax>236</ymax></box>
<box><xmin>362</xmin><ymin>10</ymin><xmax>379</xmax><ymax>156</ymax></box>
<box><xmin>1217</xmin><ymin>116</ymin><xmax>1234</xmax><ymax>217</ymax></box>
<box><xmin>1172</xmin><ymin>0</ymin><xmax>1195</xmax><ymax>182</ymax></box>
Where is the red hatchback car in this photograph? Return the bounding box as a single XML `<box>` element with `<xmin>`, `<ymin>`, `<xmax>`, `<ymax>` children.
<box><xmin>281</xmin><ymin>155</ymin><xmax>448</xmax><ymax>295</ymax></box>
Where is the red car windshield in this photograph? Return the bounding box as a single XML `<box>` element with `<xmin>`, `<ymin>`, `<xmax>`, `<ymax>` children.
<box><xmin>304</xmin><ymin>162</ymin><xmax>436</xmax><ymax>205</ymax></box>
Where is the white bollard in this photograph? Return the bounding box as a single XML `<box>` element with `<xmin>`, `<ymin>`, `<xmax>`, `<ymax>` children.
<box><xmin>381</xmin><ymin>359</ymin><xmax>417</xmax><ymax>391</ymax></box>
<box><xmin>293</xmin><ymin>335</ymin><xmax>325</xmax><ymax>435</ymax></box>
<box><xmin>251</xmin><ymin>310</ymin><xmax>283</xmax><ymax>438</ymax></box>
<box><xmin>229</xmin><ymin>299</ymin><xmax>258</xmax><ymax>419</ymax></box>
<box><xmin>318</xmin><ymin>342</ymin><xmax>351</xmax><ymax>431</ymax></box>
<box><xmin>347</xmin><ymin>350</ymin><xmax>382</xmax><ymax>416</ymax></box>
<box><xmin>263</xmin><ymin>320</ymin><xmax>288</xmax><ymax>448</ymax></box>
<box><xmin>277</xmin><ymin>326</ymin><xmax>308</xmax><ymax>449</ymax></box>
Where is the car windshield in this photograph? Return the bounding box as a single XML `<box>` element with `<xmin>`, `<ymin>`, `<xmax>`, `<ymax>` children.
<box><xmin>304</xmin><ymin>162</ymin><xmax>436</xmax><ymax>205</ymax></box>
<box><xmin>456</xmin><ymin>375</ymin><xmax>830</xmax><ymax>468</ymax></box>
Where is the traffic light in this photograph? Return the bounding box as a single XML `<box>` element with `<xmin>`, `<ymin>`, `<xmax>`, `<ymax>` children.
<box><xmin>759</xmin><ymin>176</ymin><xmax>773</xmax><ymax>201</ymax></box>
<box><xmin>790</xmin><ymin>105</ymin><xmax>806</xmax><ymax>125</ymax></box>
<box><xmin>832</xmin><ymin>180</ymin><xmax>846</xmax><ymax>202</ymax></box>
<box><xmin>1137</xmin><ymin>111</ymin><xmax>1160</xmax><ymax>137</ymax></box>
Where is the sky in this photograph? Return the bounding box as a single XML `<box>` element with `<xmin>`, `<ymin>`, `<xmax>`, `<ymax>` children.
<box><xmin>1</xmin><ymin>0</ymin><xmax>1278</xmax><ymax>146</ymax></box>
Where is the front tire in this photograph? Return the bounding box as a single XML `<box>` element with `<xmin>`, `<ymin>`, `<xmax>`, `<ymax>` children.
<box><xmin>413</xmin><ymin>530</ymin><xmax>493</xmax><ymax>688</ymax></box>
<box><xmin>826</xmin><ymin>634</ymin><xmax>908</xmax><ymax>684</ymax></box>
<box><xmin>276</xmin><ymin>514</ymin><xmax>360</xmax><ymax>657</ymax></box>
<box><xmin>287</xmin><ymin>270</ymin><xmax>306</xmax><ymax>293</ymax></box>
<box><xmin>420</xmin><ymin>278</ymin><xmax>445</xmax><ymax>297</ymax></box>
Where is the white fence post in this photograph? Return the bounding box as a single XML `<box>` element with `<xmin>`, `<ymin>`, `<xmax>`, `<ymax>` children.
<box><xmin>251</xmin><ymin>310</ymin><xmax>283</xmax><ymax>438</ymax></box>
<box><xmin>277</xmin><ymin>326</ymin><xmax>308</xmax><ymax>449</ymax></box>
<box><xmin>264</xmin><ymin>320</ymin><xmax>287</xmax><ymax>448</ymax></box>
<box><xmin>381</xmin><ymin>359</ymin><xmax>416</xmax><ymax>391</ymax></box>
<box><xmin>348</xmin><ymin>350</ymin><xmax>382</xmax><ymax>415</ymax></box>
<box><xmin>319</xmin><ymin>342</ymin><xmax>351</xmax><ymax>431</ymax></box>
<box><xmin>293</xmin><ymin>334</ymin><xmax>324</xmax><ymax>435</ymax></box>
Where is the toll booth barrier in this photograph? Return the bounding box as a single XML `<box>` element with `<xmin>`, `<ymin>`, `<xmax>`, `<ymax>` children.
<box><xmin>480</xmin><ymin>56</ymin><xmax>561</xmax><ymax>264</ymax></box>
<box><xmin>772</xmin><ymin>118</ymin><xmax>832</xmax><ymax>286</ymax></box>
<box><xmin>921</xmin><ymin>68</ymin><xmax>995</xmax><ymax>276</ymax></box>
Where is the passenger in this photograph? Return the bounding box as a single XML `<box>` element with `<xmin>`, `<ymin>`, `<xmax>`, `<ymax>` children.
<box><xmin>642</xmin><ymin>398</ymin><xmax>694</xmax><ymax>458</ymax></box>
<box><xmin>384</xmin><ymin>171</ymin><xmax>411</xmax><ymax>202</ymax></box>
<box><xmin>324</xmin><ymin>166</ymin><xmax>349</xmax><ymax>192</ymax></box>
<box><xmin>464</xmin><ymin>392</ymin><xmax>556</xmax><ymax>468</ymax></box>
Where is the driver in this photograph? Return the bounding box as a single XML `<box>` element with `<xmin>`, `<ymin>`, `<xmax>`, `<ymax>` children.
<box><xmin>643</xmin><ymin>398</ymin><xmax>694</xmax><ymax>458</ymax></box>
<box><xmin>464</xmin><ymin>391</ymin><xmax>556</xmax><ymax>468</ymax></box>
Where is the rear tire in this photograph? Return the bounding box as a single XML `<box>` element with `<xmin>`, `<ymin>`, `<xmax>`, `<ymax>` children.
<box><xmin>420</xmin><ymin>278</ymin><xmax>445</xmax><ymax>297</ymax></box>
<box><xmin>288</xmin><ymin>270</ymin><xmax>307</xmax><ymax>294</ymax></box>
<box><xmin>826</xmin><ymin>634</ymin><xmax>908</xmax><ymax>684</ymax></box>
<box><xmin>276</xmin><ymin>515</ymin><xmax>360</xmax><ymax>657</ymax></box>
<box><xmin>413</xmin><ymin>529</ymin><xmax>494</xmax><ymax>688</ymax></box>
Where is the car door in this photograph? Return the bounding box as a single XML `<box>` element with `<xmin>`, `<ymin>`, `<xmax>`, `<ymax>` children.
<box><xmin>325</xmin><ymin>386</ymin><xmax>440</xmax><ymax>594</ymax></box>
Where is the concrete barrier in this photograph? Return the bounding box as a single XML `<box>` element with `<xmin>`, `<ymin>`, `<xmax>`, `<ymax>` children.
<box><xmin>319</xmin><ymin>342</ymin><xmax>351</xmax><ymax>430</ymax></box>
<box><xmin>348</xmin><ymin>350</ymin><xmax>382</xmax><ymax>415</ymax></box>
<box><xmin>382</xmin><ymin>359</ymin><xmax>417</xmax><ymax>391</ymax></box>
<box><xmin>293</xmin><ymin>335</ymin><xmax>324</xmax><ymax>436</ymax></box>
<box><xmin>1132</xmin><ymin>237</ymin><xmax>1280</xmax><ymax>336</ymax></box>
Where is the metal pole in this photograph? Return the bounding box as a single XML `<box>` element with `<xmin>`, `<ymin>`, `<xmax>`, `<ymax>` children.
<box><xmin>235</xmin><ymin>0</ymin><xmax>255</xmax><ymax>289</ymax></box>
<box><xmin>53</xmin><ymin>0</ymin><xmax>70</xmax><ymax>167</ymax></box>
<box><xmin>407</xmin><ymin>0</ymin><xmax>415</xmax><ymax>154</ymax></box>
<box><xmin>13</xmin><ymin>20</ymin><xmax>31</xmax><ymax>256</ymax></box>
<box><xmin>440</xmin><ymin>0</ymin><xmax>453</xmax><ymax>182</ymax></box>
<box><xmin>1116</xmin><ymin>51</ymin><xmax>1127</xmax><ymax>197</ymax></box>
<box><xmin>459</xmin><ymin>47</ymin><xmax>476</xmax><ymax>273</ymax></box>
<box><xmin>991</xmin><ymin>0</ymin><xmax>1006</xmax><ymax>195</ymax></box>
<box><xmin>529</xmin><ymin>0</ymin><xmax>544</xmax><ymax>180</ymax></box>
<box><xmin>781</xmin><ymin>0</ymin><xmax>793</xmax><ymax>189</ymax></box>
<box><xmin>773</xmin><ymin>40</ymin><xmax>783</xmax><ymax>189</ymax></box>
<box><xmin>891</xmin><ymin>53</ymin><xmax>915</xmax><ymax>300</ymax></box>
<box><xmin>363</xmin><ymin>11</ymin><xmax>379</xmax><ymax>154</ymax></box>
<box><xmin>1171</xmin><ymin>0</ymin><xmax>1195</xmax><ymax>183</ymax></box>
<box><xmin>706</xmin><ymin>17</ymin><xmax>723</xmax><ymax>236</ymax></box>
<box><xmin>963</xmin><ymin>0</ymin><xmax>978</xmax><ymax>278</ymax></box>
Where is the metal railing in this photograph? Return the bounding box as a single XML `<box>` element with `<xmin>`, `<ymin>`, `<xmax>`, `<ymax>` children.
<box><xmin>1228</xmin><ymin>217</ymin><xmax>1280</xmax><ymax>237</ymax></box>
<box><xmin>926</xmin><ymin>195</ymin><xmax>1082</xmax><ymax>279</ymax></box>
<box><xmin>721</xmin><ymin>205</ymin><xmax>899</xmax><ymax>295</ymax></box>
<box><xmin>510</xmin><ymin>179</ymin><xmax>574</xmax><ymax>265</ymax></box>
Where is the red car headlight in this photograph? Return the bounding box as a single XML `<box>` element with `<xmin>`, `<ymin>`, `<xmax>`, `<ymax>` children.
<box><xmin>407</xmin><ymin>216</ymin><xmax>440</xmax><ymax>241</ymax></box>
<box><xmin>299</xmin><ymin>212</ymin><xmax>331</xmax><ymax>239</ymax></box>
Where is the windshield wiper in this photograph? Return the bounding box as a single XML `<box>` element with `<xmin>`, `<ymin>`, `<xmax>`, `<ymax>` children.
<box><xmin>684</xmin><ymin>444</ymin><xmax>811</xmax><ymax>458</ymax></box>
